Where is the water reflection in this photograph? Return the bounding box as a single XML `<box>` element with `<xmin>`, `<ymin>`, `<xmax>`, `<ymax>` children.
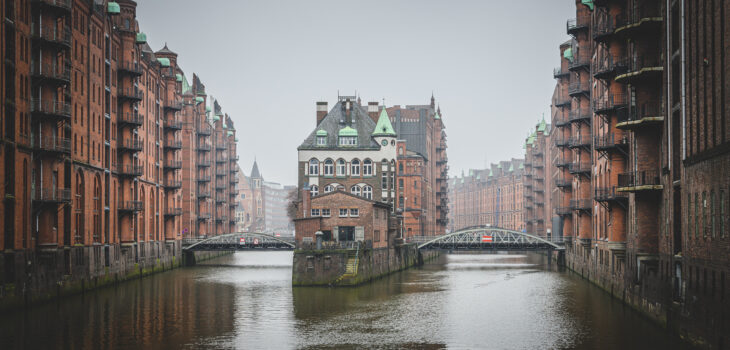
<box><xmin>0</xmin><ymin>252</ymin><xmax>690</xmax><ymax>349</ymax></box>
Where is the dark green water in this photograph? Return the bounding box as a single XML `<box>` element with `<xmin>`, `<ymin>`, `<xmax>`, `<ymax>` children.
<box><xmin>0</xmin><ymin>252</ymin><xmax>691</xmax><ymax>349</ymax></box>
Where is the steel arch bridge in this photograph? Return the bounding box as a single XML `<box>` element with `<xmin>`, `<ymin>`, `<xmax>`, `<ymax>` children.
<box><xmin>414</xmin><ymin>227</ymin><xmax>565</xmax><ymax>251</ymax></box>
<box><xmin>183</xmin><ymin>232</ymin><xmax>296</xmax><ymax>251</ymax></box>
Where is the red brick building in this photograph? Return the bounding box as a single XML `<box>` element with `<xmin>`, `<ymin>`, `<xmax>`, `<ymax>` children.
<box><xmin>523</xmin><ymin>118</ymin><xmax>553</xmax><ymax>237</ymax></box>
<box><xmin>448</xmin><ymin>159</ymin><xmax>525</xmax><ymax>232</ymax></box>
<box><xmin>0</xmin><ymin>0</ymin><xmax>239</xmax><ymax>298</ymax></box>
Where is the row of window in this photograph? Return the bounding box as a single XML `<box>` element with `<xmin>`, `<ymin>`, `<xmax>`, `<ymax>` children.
<box><xmin>688</xmin><ymin>190</ymin><xmax>727</xmax><ymax>239</ymax></box>
<box><xmin>308</xmin><ymin>158</ymin><xmax>373</xmax><ymax>176</ymax></box>
<box><xmin>310</xmin><ymin>184</ymin><xmax>374</xmax><ymax>200</ymax></box>
<box><xmin>311</xmin><ymin>208</ymin><xmax>359</xmax><ymax>217</ymax></box>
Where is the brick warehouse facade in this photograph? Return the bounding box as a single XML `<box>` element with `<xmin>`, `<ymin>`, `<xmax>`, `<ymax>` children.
<box><xmin>523</xmin><ymin>118</ymin><xmax>554</xmax><ymax>237</ymax></box>
<box><xmin>447</xmin><ymin>159</ymin><xmax>525</xmax><ymax>232</ymax></box>
<box><xmin>541</xmin><ymin>0</ymin><xmax>729</xmax><ymax>347</ymax></box>
<box><xmin>0</xmin><ymin>0</ymin><xmax>239</xmax><ymax>307</ymax></box>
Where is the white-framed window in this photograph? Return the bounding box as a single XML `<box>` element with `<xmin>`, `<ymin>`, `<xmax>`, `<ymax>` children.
<box><xmin>382</xmin><ymin>172</ymin><xmax>388</xmax><ymax>190</ymax></box>
<box><xmin>339</xmin><ymin>208</ymin><xmax>348</xmax><ymax>217</ymax></box>
<box><xmin>351</xmin><ymin>159</ymin><xmax>360</xmax><ymax>176</ymax></box>
<box><xmin>310</xmin><ymin>185</ymin><xmax>318</xmax><ymax>197</ymax></box>
<box><xmin>324</xmin><ymin>185</ymin><xmax>335</xmax><ymax>193</ymax></box>
<box><xmin>311</xmin><ymin>208</ymin><xmax>320</xmax><ymax>216</ymax></box>
<box><xmin>363</xmin><ymin>185</ymin><xmax>373</xmax><ymax>200</ymax></box>
<box><xmin>350</xmin><ymin>208</ymin><xmax>359</xmax><ymax>217</ymax></box>
<box><xmin>363</xmin><ymin>159</ymin><xmax>373</xmax><ymax>176</ymax></box>
<box><xmin>381</xmin><ymin>159</ymin><xmax>388</xmax><ymax>171</ymax></box>
<box><xmin>351</xmin><ymin>185</ymin><xmax>361</xmax><ymax>196</ymax></box>
<box><xmin>339</xmin><ymin>136</ymin><xmax>357</xmax><ymax>146</ymax></box>
<box><xmin>322</xmin><ymin>208</ymin><xmax>331</xmax><ymax>217</ymax></box>
<box><xmin>323</xmin><ymin>159</ymin><xmax>334</xmax><ymax>176</ymax></box>
<box><xmin>308</xmin><ymin>159</ymin><xmax>319</xmax><ymax>175</ymax></box>
<box><xmin>336</xmin><ymin>159</ymin><xmax>346</xmax><ymax>176</ymax></box>
<box><xmin>316</xmin><ymin>136</ymin><xmax>327</xmax><ymax>146</ymax></box>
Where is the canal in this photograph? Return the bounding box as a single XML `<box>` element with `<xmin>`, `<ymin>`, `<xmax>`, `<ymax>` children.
<box><xmin>1</xmin><ymin>252</ymin><xmax>691</xmax><ymax>349</ymax></box>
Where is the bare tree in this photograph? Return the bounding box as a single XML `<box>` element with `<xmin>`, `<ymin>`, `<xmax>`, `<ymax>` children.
<box><xmin>286</xmin><ymin>188</ymin><xmax>298</xmax><ymax>222</ymax></box>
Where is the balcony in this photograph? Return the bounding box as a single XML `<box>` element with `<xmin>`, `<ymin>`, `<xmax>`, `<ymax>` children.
<box><xmin>568</xmin><ymin>81</ymin><xmax>590</xmax><ymax>97</ymax></box>
<box><xmin>165</xmin><ymin>208</ymin><xmax>182</xmax><ymax>217</ymax></box>
<box><xmin>118</xmin><ymin>112</ymin><xmax>143</xmax><ymax>126</ymax></box>
<box><xmin>554</xmin><ymin>96</ymin><xmax>571</xmax><ymax>108</ymax></box>
<box><xmin>117</xmin><ymin>164</ymin><xmax>143</xmax><ymax>177</ymax></box>
<box><xmin>553</xmin><ymin>67</ymin><xmax>569</xmax><ymax>79</ymax></box>
<box><xmin>118</xmin><ymin>61</ymin><xmax>143</xmax><ymax>76</ymax></box>
<box><xmin>31</xmin><ymin>0</ymin><xmax>72</xmax><ymax>12</ymax></box>
<box><xmin>215</xmin><ymin>182</ymin><xmax>226</xmax><ymax>190</ymax></box>
<box><xmin>33</xmin><ymin>136</ymin><xmax>71</xmax><ymax>154</ymax></box>
<box><xmin>118</xmin><ymin>87</ymin><xmax>144</xmax><ymax>101</ymax></box>
<box><xmin>30</xmin><ymin>99</ymin><xmax>71</xmax><ymax>120</ymax></box>
<box><xmin>164</xmin><ymin>160</ymin><xmax>182</xmax><ymax>170</ymax></box>
<box><xmin>568</xmin><ymin>162</ymin><xmax>591</xmax><ymax>175</ymax></box>
<box><xmin>230</xmin><ymin>167</ymin><xmax>238</xmax><ymax>174</ymax></box>
<box><xmin>614</xmin><ymin>55</ymin><xmax>663</xmax><ymax>84</ymax></box>
<box><xmin>593</xmin><ymin>15</ymin><xmax>618</xmax><ymax>42</ymax></box>
<box><xmin>594</xmin><ymin>133</ymin><xmax>628</xmax><ymax>153</ymax></box>
<box><xmin>197</xmin><ymin>213</ymin><xmax>211</xmax><ymax>220</ymax></box>
<box><xmin>595</xmin><ymin>186</ymin><xmax>628</xmax><ymax>203</ymax></box>
<box><xmin>197</xmin><ymin>175</ymin><xmax>211</xmax><ymax>182</ymax></box>
<box><xmin>230</xmin><ymin>177</ymin><xmax>239</xmax><ymax>184</ymax></box>
<box><xmin>215</xmin><ymin>142</ymin><xmax>227</xmax><ymax>150</ymax></box>
<box><xmin>555</xmin><ymin>157</ymin><xmax>571</xmax><ymax>168</ymax></box>
<box><xmin>118</xmin><ymin>138</ymin><xmax>143</xmax><ymax>152</ymax></box>
<box><xmin>616</xmin><ymin>101</ymin><xmax>664</xmax><ymax>129</ymax></box>
<box><xmin>230</xmin><ymin>155</ymin><xmax>240</xmax><ymax>162</ymax></box>
<box><xmin>614</xmin><ymin>4</ymin><xmax>663</xmax><ymax>37</ymax></box>
<box><xmin>554</xmin><ymin>115</ymin><xmax>570</xmax><ymax>127</ymax></box>
<box><xmin>592</xmin><ymin>55</ymin><xmax>628</xmax><ymax>80</ymax></box>
<box><xmin>216</xmin><ymin>168</ymin><xmax>227</xmax><ymax>176</ymax></box>
<box><xmin>32</xmin><ymin>187</ymin><xmax>71</xmax><ymax>203</ymax></box>
<box><xmin>229</xmin><ymin>191</ymin><xmax>237</xmax><ymax>198</ymax></box>
<box><xmin>31</xmin><ymin>61</ymin><xmax>71</xmax><ymax>84</ymax></box>
<box><xmin>215</xmin><ymin>196</ymin><xmax>226</xmax><ymax>203</ymax></box>
<box><xmin>555</xmin><ymin>177</ymin><xmax>572</xmax><ymax>189</ymax></box>
<box><xmin>216</xmin><ymin>156</ymin><xmax>227</xmax><ymax>164</ymax></box>
<box><xmin>568</xmin><ymin>134</ymin><xmax>591</xmax><ymax>149</ymax></box>
<box><xmin>164</xmin><ymin>100</ymin><xmax>183</xmax><ymax>111</ymax></box>
<box><xmin>555</xmin><ymin>137</ymin><xmax>569</xmax><ymax>148</ymax></box>
<box><xmin>197</xmin><ymin>190</ymin><xmax>211</xmax><ymax>198</ymax></box>
<box><xmin>31</xmin><ymin>25</ymin><xmax>71</xmax><ymax>48</ymax></box>
<box><xmin>568</xmin><ymin>53</ymin><xmax>590</xmax><ymax>71</ymax></box>
<box><xmin>556</xmin><ymin>207</ymin><xmax>572</xmax><ymax>216</ymax></box>
<box><xmin>569</xmin><ymin>109</ymin><xmax>591</xmax><ymax>123</ymax></box>
<box><xmin>197</xmin><ymin>159</ymin><xmax>212</xmax><ymax>167</ymax></box>
<box><xmin>570</xmin><ymin>199</ymin><xmax>592</xmax><ymax>211</ymax></box>
<box><xmin>118</xmin><ymin>200</ymin><xmax>143</xmax><ymax>213</ymax></box>
<box><xmin>593</xmin><ymin>93</ymin><xmax>628</xmax><ymax>115</ymax></box>
<box><xmin>566</xmin><ymin>16</ymin><xmax>590</xmax><ymax>35</ymax></box>
<box><xmin>617</xmin><ymin>170</ymin><xmax>662</xmax><ymax>192</ymax></box>
<box><xmin>164</xmin><ymin>140</ymin><xmax>182</xmax><ymax>150</ymax></box>
<box><xmin>164</xmin><ymin>180</ymin><xmax>182</xmax><ymax>190</ymax></box>
<box><xmin>198</xmin><ymin>125</ymin><xmax>212</xmax><ymax>136</ymax></box>
<box><xmin>197</xmin><ymin>143</ymin><xmax>211</xmax><ymax>152</ymax></box>
<box><xmin>164</xmin><ymin>119</ymin><xmax>183</xmax><ymax>130</ymax></box>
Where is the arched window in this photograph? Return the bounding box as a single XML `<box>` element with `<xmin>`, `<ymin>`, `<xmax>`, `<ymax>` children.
<box><xmin>363</xmin><ymin>185</ymin><xmax>373</xmax><ymax>200</ymax></box>
<box><xmin>310</xmin><ymin>185</ymin><xmax>319</xmax><ymax>197</ymax></box>
<box><xmin>351</xmin><ymin>159</ymin><xmax>360</xmax><ymax>176</ymax></box>
<box><xmin>363</xmin><ymin>159</ymin><xmax>373</xmax><ymax>176</ymax></box>
<box><xmin>336</xmin><ymin>159</ymin><xmax>346</xmax><ymax>176</ymax></box>
<box><xmin>324</xmin><ymin>185</ymin><xmax>335</xmax><ymax>193</ymax></box>
<box><xmin>308</xmin><ymin>159</ymin><xmax>319</xmax><ymax>175</ymax></box>
<box><xmin>351</xmin><ymin>185</ymin><xmax>361</xmax><ymax>196</ymax></box>
<box><xmin>323</xmin><ymin>159</ymin><xmax>334</xmax><ymax>176</ymax></box>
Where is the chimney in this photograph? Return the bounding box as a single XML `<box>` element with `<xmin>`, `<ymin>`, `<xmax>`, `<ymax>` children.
<box><xmin>344</xmin><ymin>98</ymin><xmax>352</xmax><ymax>125</ymax></box>
<box><xmin>316</xmin><ymin>102</ymin><xmax>328</xmax><ymax>126</ymax></box>
<box><xmin>367</xmin><ymin>102</ymin><xmax>379</xmax><ymax>122</ymax></box>
<box><xmin>301</xmin><ymin>186</ymin><xmax>312</xmax><ymax>218</ymax></box>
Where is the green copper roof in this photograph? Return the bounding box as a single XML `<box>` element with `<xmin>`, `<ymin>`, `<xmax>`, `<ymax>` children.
<box><xmin>157</xmin><ymin>58</ymin><xmax>170</xmax><ymax>67</ymax></box>
<box><xmin>182</xmin><ymin>75</ymin><xmax>191</xmax><ymax>94</ymax></box>
<box><xmin>372</xmin><ymin>108</ymin><xmax>396</xmax><ymax>137</ymax></box>
<box><xmin>213</xmin><ymin>115</ymin><xmax>220</xmax><ymax>122</ymax></box>
<box><xmin>175</xmin><ymin>73</ymin><xmax>183</xmax><ymax>82</ymax></box>
<box><xmin>476</xmin><ymin>173</ymin><xmax>481</xmax><ymax>180</ymax></box>
<box><xmin>434</xmin><ymin>112</ymin><xmax>441</xmax><ymax>120</ymax></box>
<box><xmin>508</xmin><ymin>163</ymin><xmax>514</xmax><ymax>172</ymax></box>
<box><xmin>107</xmin><ymin>2</ymin><xmax>120</xmax><ymax>14</ymax></box>
<box><xmin>205</xmin><ymin>105</ymin><xmax>212</xmax><ymax>113</ymax></box>
<box><xmin>195</xmin><ymin>96</ymin><xmax>204</xmax><ymax>104</ymax></box>
<box><xmin>488</xmin><ymin>169</ymin><xmax>493</xmax><ymax>177</ymax></box>
<box><xmin>339</xmin><ymin>126</ymin><xmax>358</xmax><ymax>137</ymax></box>
<box><xmin>582</xmin><ymin>0</ymin><xmax>594</xmax><ymax>10</ymax></box>
<box><xmin>227</xmin><ymin>131</ymin><xmax>234</xmax><ymax>136</ymax></box>
<box><xmin>537</xmin><ymin>117</ymin><xmax>547</xmax><ymax>132</ymax></box>
<box><xmin>234</xmin><ymin>137</ymin><xmax>239</xmax><ymax>142</ymax></box>
<box><xmin>563</xmin><ymin>48</ymin><xmax>573</xmax><ymax>62</ymax></box>
<box><xmin>519</xmin><ymin>163</ymin><xmax>524</xmax><ymax>169</ymax></box>
<box><xmin>222</xmin><ymin>123</ymin><xmax>227</xmax><ymax>129</ymax></box>
<box><xmin>316</xmin><ymin>129</ymin><xmax>327</xmax><ymax>136</ymax></box>
<box><xmin>135</xmin><ymin>32</ymin><xmax>147</xmax><ymax>44</ymax></box>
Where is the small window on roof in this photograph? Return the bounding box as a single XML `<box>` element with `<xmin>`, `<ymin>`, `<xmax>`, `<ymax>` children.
<box><xmin>317</xmin><ymin>136</ymin><xmax>326</xmax><ymax>146</ymax></box>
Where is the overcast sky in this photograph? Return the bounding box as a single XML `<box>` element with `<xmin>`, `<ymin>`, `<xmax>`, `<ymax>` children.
<box><xmin>136</xmin><ymin>0</ymin><xmax>574</xmax><ymax>185</ymax></box>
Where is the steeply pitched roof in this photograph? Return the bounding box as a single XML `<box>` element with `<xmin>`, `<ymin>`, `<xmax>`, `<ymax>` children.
<box><xmin>156</xmin><ymin>43</ymin><xmax>177</xmax><ymax>56</ymax></box>
<box><xmin>298</xmin><ymin>101</ymin><xmax>379</xmax><ymax>150</ymax></box>
<box><xmin>250</xmin><ymin>160</ymin><xmax>261</xmax><ymax>178</ymax></box>
<box><xmin>372</xmin><ymin>107</ymin><xmax>396</xmax><ymax>137</ymax></box>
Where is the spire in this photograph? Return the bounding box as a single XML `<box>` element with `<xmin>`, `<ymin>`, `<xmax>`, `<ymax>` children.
<box><xmin>372</xmin><ymin>107</ymin><xmax>396</xmax><ymax>137</ymax></box>
<box><xmin>430</xmin><ymin>92</ymin><xmax>435</xmax><ymax>108</ymax></box>
<box><xmin>251</xmin><ymin>159</ymin><xmax>261</xmax><ymax>179</ymax></box>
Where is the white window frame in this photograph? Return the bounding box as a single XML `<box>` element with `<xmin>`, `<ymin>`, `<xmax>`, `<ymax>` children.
<box><xmin>338</xmin><ymin>136</ymin><xmax>357</xmax><ymax>146</ymax></box>
<box><xmin>336</xmin><ymin>159</ymin><xmax>346</xmax><ymax>176</ymax></box>
<box><xmin>351</xmin><ymin>185</ymin><xmax>361</xmax><ymax>197</ymax></box>
<box><xmin>339</xmin><ymin>208</ymin><xmax>348</xmax><ymax>217</ymax></box>
<box><xmin>323</xmin><ymin>159</ymin><xmax>334</xmax><ymax>176</ymax></box>
<box><xmin>363</xmin><ymin>185</ymin><xmax>373</xmax><ymax>200</ymax></box>
<box><xmin>350</xmin><ymin>208</ymin><xmax>359</xmax><ymax>217</ymax></box>
<box><xmin>308</xmin><ymin>159</ymin><xmax>319</xmax><ymax>175</ymax></box>
<box><xmin>321</xmin><ymin>208</ymin><xmax>331</xmax><ymax>217</ymax></box>
<box><xmin>311</xmin><ymin>208</ymin><xmax>320</xmax><ymax>217</ymax></box>
<box><xmin>316</xmin><ymin>136</ymin><xmax>327</xmax><ymax>146</ymax></box>
<box><xmin>351</xmin><ymin>159</ymin><xmax>360</xmax><ymax>176</ymax></box>
<box><xmin>324</xmin><ymin>185</ymin><xmax>335</xmax><ymax>193</ymax></box>
<box><xmin>363</xmin><ymin>159</ymin><xmax>373</xmax><ymax>176</ymax></box>
<box><xmin>310</xmin><ymin>185</ymin><xmax>319</xmax><ymax>197</ymax></box>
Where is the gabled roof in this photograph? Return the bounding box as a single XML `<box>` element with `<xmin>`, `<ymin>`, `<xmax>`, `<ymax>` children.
<box><xmin>250</xmin><ymin>160</ymin><xmax>261</xmax><ymax>179</ymax></box>
<box><xmin>372</xmin><ymin>108</ymin><xmax>396</xmax><ymax>137</ymax></box>
<box><xmin>298</xmin><ymin>101</ymin><xmax>379</xmax><ymax>150</ymax></box>
<box><xmin>156</xmin><ymin>43</ymin><xmax>177</xmax><ymax>56</ymax></box>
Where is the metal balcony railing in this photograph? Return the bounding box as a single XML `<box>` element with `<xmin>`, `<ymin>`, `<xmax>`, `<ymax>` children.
<box><xmin>615</xmin><ymin>4</ymin><xmax>663</xmax><ymax>29</ymax></box>
<box><xmin>568</xmin><ymin>81</ymin><xmax>590</xmax><ymax>96</ymax></box>
<box><xmin>570</xmin><ymin>199</ymin><xmax>592</xmax><ymax>211</ymax></box>
<box><xmin>118</xmin><ymin>164</ymin><xmax>143</xmax><ymax>176</ymax></box>
<box><xmin>556</xmin><ymin>207</ymin><xmax>572</xmax><ymax>216</ymax></box>
<box><xmin>594</xmin><ymin>133</ymin><xmax>628</xmax><ymax>151</ymax></box>
<box><xmin>569</xmin><ymin>162</ymin><xmax>591</xmax><ymax>174</ymax></box>
<box><xmin>33</xmin><ymin>136</ymin><xmax>71</xmax><ymax>154</ymax></box>
<box><xmin>164</xmin><ymin>100</ymin><xmax>183</xmax><ymax>110</ymax></box>
<box><xmin>618</xmin><ymin>170</ymin><xmax>661</xmax><ymax>189</ymax></box>
<box><xmin>216</xmin><ymin>168</ymin><xmax>227</xmax><ymax>176</ymax></box>
<box><xmin>197</xmin><ymin>175</ymin><xmax>211</xmax><ymax>182</ymax></box>
<box><xmin>119</xmin><ymin>138</ymin><xmax>143</xmax><ymax>152</ymax></box>
<box><xmin>197</xmin><ymin>143</ymin><xmax>211</xmax><ymax>151</ymax></box>
<box><xmin>197</xmin><ymin>190</ymin><xmax>211</xmax><ymax>198</ymax></box>
<box><xmin>165</xmin><ymin>208</ymin><xmax>183</xmax><ymax>216</ymax></box>
<box><xmin>593</xmin><ymin>93</ymin><xmax>628</xmax><ymax>114</ymax></box>
<box><xmin>118</xmin><ymin>200</ymin><xmax>143</xmax><ymax>212</ymax></box>
<box><xmin>555</xmin><ymin>177</ymin><xmax>572</xmax><ymax>188</ymax></box>
<box><xmin>164</xmin><ymin>140</ymin><xmax>182</xmax><ymax>149</ymax></box>
<box><xmin>164</xmin><ymin>119</ymin><xmax>183</xmax><ymax>130</ymax></box>
<box><xmin>31</xmin><ymin>25</ymin><xmax>71</xmax><ymax>47</ymax></box>
<box><xmin>592</xmin><ymin>55</ymin><xmax>628</xmax><ymax>79</ymax></box>
<box><xmin>617</xmin><ymin>55</ymin><xmax>663</xmax><ymax>79</ymax></box>
<box><xmin>567</xmin><ymin>16</ymin><xmax>590</xmax><ymax>34</ymax></box>
<box><xmin>197</xmin><ymin>213</ymin><xmax>211</xmax><ymax>220</ymax></box>
<box><xmin>30</xmin><ymin>99</ymin><xmax>71</xmax><ymax>119</ymax></box>
<box><xmin>118</xmin><ymin>61</ymin><xmax>143</xmax><ymax>76</ymax></box>
<box><xmin>593</xmin><ymin>15</ymin><xmax>618</xmax><ymax>42</ymax></box>
<box><xmin>568</xmin><ymin>134</ymin><xmax>592</xmax><ymax>149</ymax></box>
<box><xmin>32</xmin><ymin>187</ymin><xmax>72</xmax><ymax>202</ymax></box>
<box><xmin>215</xmin><ymin>142</ymin><xmax>227</xmax><ymax>150</ymax></box>
<box><xmin>618</xmin><ymin>101</ymin><xmax>664</xmax><ymax>125</ymax></box>
<box><xmin>569</xmin><ymin>109</ymin><xmax>591</xmax><ymax>122</ymax></box>
<box><xmin>32</xmin><ymin>0</ymin><xmax>73</xmax><ymax>11</ymax></box>
<box><xmin>31</xmin><ymin>61</ymin><xmax>71</xmax><ymax>83</ymax></box>
<box><xmin>118</xmin><ymin>111</ymin><xmax>143</xmax><ymax>126</ymax></box>
<box><xmin>595</xmin><ymin>186</ymin><xmax>628</xmax><ymax>202</ymax></box>
<box><xmin>216</xmin><ymin>156</ymin><xmax>227</xmax><ymax>163</ymax></box>
<box><xmin>553</xmin><ymin>67</ymin><xmax>569</xmax><ymax>78</ymax></box>
<box><xmin>119</xmin><ymin>87</ymin><xmax>144</xmax><ymax>101</ymax></box>
<box><xmin>555</xmin><ymin>137</ymin><xmax>569</xmax><ymax>148</ymax></box>
<box><xmin>569</xmin><ymin>53</ymin><xmax>591</xmax><ymax>70</ymax></box>
<box><xmin>197</xmin><ymin>159</ymin><xmax>212</xmax><ymax>167</ymax></box>
<box><xmin>164</xmin><ymin>180</ymin><xmax>182</xmax><ymax>189</ymax></box>
<box><xmin>164</xmin><ymin>160</ymin><xmax>182</xmax><ymax>169</ymax></box>
<box><xmin>198</xmin><ymin>125</ymin><xmax>212</xmax><ymax>136</ymax></box>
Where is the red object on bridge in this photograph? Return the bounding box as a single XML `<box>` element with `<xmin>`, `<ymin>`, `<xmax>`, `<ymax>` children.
<box><xmin>482</xmin><ymin>235</ymin><xmax>493</xmax><ymax>243</ymax></box>
<box><xmin>239</xmin><ymin>237</ymin><xmax>246</xmax><ymax>245</ymax></box>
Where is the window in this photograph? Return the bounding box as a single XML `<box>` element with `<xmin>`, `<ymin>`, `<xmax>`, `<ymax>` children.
<box><xmin>351</xmin><ymin>159</ymin><xmax>360</xmax><ymax>176</ymax></box>
<box><xmin>339</xmin><ymin>136</ymin><xmax>357</xmax><ymax>146</ymax></box>
<box><xmin>339</xmin><ymin>208</ymin><xmax>348</xmax><ymax>217</ymax></box>
<box><xmin>399</xmin><ymin>196</ymin><xmax>404</xmax><ymax>208</ymax></box>
<box><xmin>351</xmin><ymin>186</ymin><xmax>361</xmax><ymax>196</ymax></box>
<box><xmin>336</xmin><ymin>159</ymin><xmax>346</xmax><ymax>176</ymax></box>
<box><xmin>324</xmin><ymin>185</ymin><xmax>335</xmax><ymax>193</ymax></box>
<box><xmin>310</xmin><ymin>185</ymin><xmax>319</xmax><ymax>197</ymax></box>
<box><xmin>382</xmin><ymin>172</ymin><xmax>388</xmax><ymax>190</ymax></box>
<box><xmin>399</xmin><ymin>179</ymin><xmax>404</xmax><ymax>190</ymax></box>
<box><xmin>308</xmin><ymin>159</ymin><xmax>319</xmax><ymax>175</ymax></box>
<box><xmin>322</xmin><ymin>209</ymin><xmax>331</xmax><ymax>217</ymax></box>
<box><xmin>363</xmin><ymin>159</ymin><xmax>373</xmax><ymax>176</ymax></box>
<box><xmin>316</xmin><ymin>136</ymin><xmax>327</xmax><ymax>145</ymax></box>
<box><xmin>414</xmin><ymin>180</ymin><xmax>418</xmax><ymax>189</ymax></box>
<box><xmin>350</xmin><ymin>208</ymin><xmax>359</xmax><ymax>217</ymax></box>
<box><xmin>374</xmin><ymin>230</ymin><xmax>380</xmax><ymax>242</ymax></box>
<box><xmin>363</xmin><ymin>185</ymin><xmax>372</xmax><ymax>200</ymax></box>
<box><xmin>721</xmin><ymin>190</ymin><xmax>726</xmax><ymax>238</ymax></box>
<box><xmin>695</xmin><ymin>193</ymin><xmax>699</xmax><ymax>238</ymax></box>
<box><xmin>311</xmin><ymin>209</ymin><xmax>320</xmax><ymax>217</ymax></box>
<box><xmin>711</xmin><ymin>190</ymin><xmax>716</xmax><ymax>238</ymax></box>
<box><xmin>324</xmin><ymin>159</ymin><xmax>334</xmax><ymax>176</ymax></box>
<box><xmin>399</xmin><ymin>162</ymin><xmax>404</xmax><ymax>173</ymax></box>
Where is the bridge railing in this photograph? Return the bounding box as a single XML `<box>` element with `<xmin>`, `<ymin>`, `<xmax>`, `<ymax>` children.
<box><xmin>408</xmin><ymin>234</ymin><xmax>565</xmax><ymax>246</ymax></box>
<box><xmin>296</xmin><ymin>240</ymin><xmax>364</xmax><ymax>250</ymax></box>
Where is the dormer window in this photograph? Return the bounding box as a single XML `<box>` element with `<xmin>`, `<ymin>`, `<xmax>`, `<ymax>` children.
<box><xmin>339</xmin><ymin>136</ymin><xmax>357</xmax><ymax>146</ymax></box>
<box><xmin>317</xmin><ymin>136</ymin><xmax>327</xmax><ymax>146</ymax></box>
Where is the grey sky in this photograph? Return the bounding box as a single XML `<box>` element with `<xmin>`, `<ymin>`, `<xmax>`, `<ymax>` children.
<box><xmin>136</xmin><ymin>0</ymin><xmax>574</xmax><ymax>185</ymax></box>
